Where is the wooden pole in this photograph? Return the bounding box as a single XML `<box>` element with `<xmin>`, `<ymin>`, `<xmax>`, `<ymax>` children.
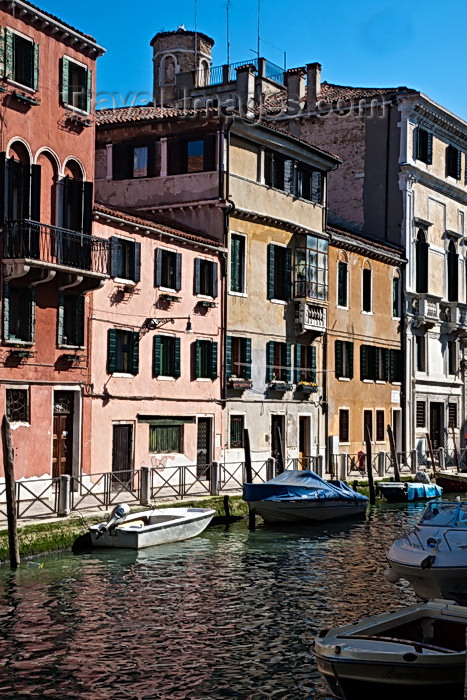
<box><xmin>243</xmin><ymin>428</ymin><xmax>256</xmax><ymax>530</ymax></box>
<box><xmin>452</xmin><ymin>427</ymin><xmax>460</xmax><ymax>473</ymax></box>
<box><xmin>387</xmin><ymin>424</ymin><xmax>401</xmax><ymax>482</ymax></box>
<box><xmin>364</xmin><ymin>424</ymin><xmax>375</xmax><ymax>505</ymax></box>
<box><xmin>426</xmin><ymin>432</ymin><xmax>436</xmax><ymax>473</ymax></box>
<box><xmin>2</xmin><ymin>416</ymin><xmax>19</xmax><ymax>569</ymax></box>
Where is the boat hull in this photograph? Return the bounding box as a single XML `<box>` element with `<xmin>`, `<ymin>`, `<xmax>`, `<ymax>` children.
<box><xmin>377</xmin><ymin>482</ymin><xmax>442</xmax><ymax>503</ymax></box>
<box><xmin>249</xmin><ymin>499</ymin><xmax>367</xmax><ymax>522</ymax></box>
<box><xmin>89</xmin><ymin>508</ymin><xmax>215</xmax><ymax>549</ymax></box>
<box><xmin>386</xmin><ymin>556</ymin><xmax>467</xmax><ymax>602</ymax></box>
<box><xmin>435</xmin><ymin>472</ymin><xmax>467</xmax><ymax>492</ymax></box>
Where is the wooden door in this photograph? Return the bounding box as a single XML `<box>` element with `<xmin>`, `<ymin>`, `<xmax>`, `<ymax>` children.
<box><xmin>271</xmin><ymin>415</ymin><xmax>285</xmax><ymax>474</ymax></box>
<box><xmin>112</xmin><ymin>424</ymin><xmax>133</xmax><ymax>484</ymax></box>
<box><xmin>430</xmin><ymin>402</ymin><xmax>444</xmax><ymax>450</ymax></box>
<box><xmin>299</xmin><ymin>416</ymin><xmax>309</xmax><ymax>469</ymax></box>
<box><xmin>52</xmin><ymin>392</ymin><xmax>74</xmax><ymax>478</ymax></box>
<box><xmin>197</xmin><ymin>418</ymin><xmax>212</xmax><ymax>479</ymax></box>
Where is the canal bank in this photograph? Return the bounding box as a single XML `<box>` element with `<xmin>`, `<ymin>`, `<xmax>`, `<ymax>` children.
<box><xmin>0</xmin><ymin>495</ymin><xmax>248</xmax><ymax>564</ymax></box>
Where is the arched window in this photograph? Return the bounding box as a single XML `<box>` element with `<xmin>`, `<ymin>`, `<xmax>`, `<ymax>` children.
<box><xmin>447</xmin><ymin>240</ymin><xmax>458</xmax><ymax>302</ymax></box>
<box><xmin>392</xmin><ymin>270</ymin><xmax>401</xmax><ymax>318</ymax></box>
<box><xmin>3</xmin><ymin>140</ymin><xmax>40</xmax><ymax>222</ymax></box>
<box><xmin>36</xmin><ymin>150</ymin><xmax>59</xmax><ymax>227</ymax></box>
<box><xmin>161</xmin><ymin>55</ymin><xmax>177</xmax><ymax>86</ymax></box>
<box><xmin>362</xmin><ymin>260</ymin><xmax>372</xmax><ymax>312</ymax></box>
<box><xmin>337</xmin><ymin>252</ymin><xmax>348</xmax><ymax>307</ymax></box>
<box><xmin>60</xmin><ymin>158</ymin><xmax>92</xmax><ymax>234</ymax></box>
<box><xmin>416</xmin><ymin>229</ymin><xmax>429</xmax><ymax>293</ymax></box>
<box><xmin>198</xmin><ymin>59</ymin><xmax>210</xmax><ymax>87</ymax></box>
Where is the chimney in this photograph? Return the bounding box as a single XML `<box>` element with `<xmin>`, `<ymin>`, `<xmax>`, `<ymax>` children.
<box><xmin>235</xmin><ymin>64</ymin><xmax>257</xmax><ymax>118</ymax></box>
<box><xmin>285</xmin><ymin>67</ymin><xmax>306</xmax><ymax>116</ymax></box>
<box><xmin>306</xmin><ymin>62</ymin><xmax>322</xmax><ymax>111</ymax></box>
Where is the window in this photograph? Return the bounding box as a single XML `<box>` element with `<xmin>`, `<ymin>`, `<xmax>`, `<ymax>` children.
<box><xmin>194</xmin><ymin>258</ymin><xmax>218</xmax><ymax>297</ymax></box>
<box><xmin>362</xmin><ymin>263</ymin><xmax>372</xmax><ymax>312</ymax></box>
<box><xmin>448</xmin><ymin>403</ymin><xmax>458</xmax><ymax>429</ymax></box>
<box><xmin>226</xmin><ymin>336</ymin><xmax>252</xmax><ymax>379</ymax></box>
<box><xmin>112</xmin><ymin>142</ymin><xmax>158</xmax><ymax>180</ymax></box>
<box><xmin>413</xmin><ymin>127</ymin><xmax>433</xmax><ymax>165</ymax></box>
<box><xmin>61</xmin><ymin>175</ymin><xmax>93</xmax><ymax>235</ymax></box>
<box><xmin>6</xmin><ymin>388</ymin><xmax>29</xmax><ymax>422</ymax></box>
<box><xmin>360</xmin><ymin>345</ymin><xmax>388</xmax><ymax>381</ymax></box>
<box><xmin>167</xmin><ymin>135</ymin><xmax>216</xmax><ymax>175</ymax></box>
<box><xmin>1</xmin><ymin>153</ymin><xmax>41</xmax><ymax>222</ymax></box>
<box><xmin>415</xmin><ymin>229</ymin><xmax>429</xmax><ymax>294</ymax></box>
<box><xmin>448</xmin><ymin>240</ymin><xmax>458</xmax><ymax>302</ymax></box>
<box><xmin>296</xmin><ymin>163</ymin><xmax>324</xmax><ymax>203</ymax></box>
<box><xmin>446</xmin><ymin>145</ymin><xmax>461</xmax><ymax>180</ymax></box>
<box><xmin>110</xmin><ymin>237</ymin><xmax>141</xmax><ymax>282</ymax></box>
<box><xmin>107</xmin><ymin>329</ymin><xmax>139</xmax><ymax>375</ymax></box>
<box><xmin>230</xmin><ymin>415</ymin><xmax>244</xmax><ymax>448</ymax></box>
<box><xmin>3</xmin><ymin>30</ymin><xmax>38</xmax><ymax>91</ymax></box>
<box><xmin>376</xmin><ymin>410</ymin><xmax>385</xmax><ymax>442</ymax></box>
<box><xmin>363</xmin><ymin>410</ymin><xmax>373</xmax><ymax>441</ymax></box>
<box><xmin>337</xmin><ymin>259</ymin><xmax>348</xmax><ymax>307</ymax></box>
<box><xmin>268</xmin><ymin>244</ymin><xmax>291</xmax><ymax>301</ymax></box>
<box><xmin>155</xmin><ymin>248</ymin><xmax>181</xmax><ymax>291</ymax></box>
<box><xmin>3</xmin><ymin>284</ymin><xmax>34</xmax><ymax>343</ymax></box>
<box><xmin>416</xmin><ymin>335</ymin><xmax>426</xmax><ymax>372</ymax></box>
<box><xmin>294</xmin><ymin>344</ymin><xmax>316</xmax><ymax>383</ymax></box>
<box><xmin>335</xmin><ymin>340</ymin><xmax>353</xmax><ymax>379</ymax></box>
<box><xmin>416</xmin><ymin>401</ymin><xmax>426</xmax><ymax>428</ymax></box>
<box><xmin>230</xmin><ymin>233</ymin><xmax>246</xmax><ymax>294</ymax></box>
<box><xmin>61</xmin><ymin>57</ymin><xmax>91</xmax><ymax>113</ymax></box>
<box><xmin>389</xmin><ymin>348</ymin><xmax>403</xmax><ymax>383</ymax></box>
<box><xmin>448</xmin><ymin>340</ymin><xmax>457</xmax><ymax>375</ymax></box>
<box><xmin>266</xmin><ymin>341</ymin><xmax>291</xmax><ymax>382</ymax></box>
<box><xmin>195</xmin><ymin>339</ymin><xmax>218</xmax><ymax>379</ymax></box>
<box><xmin>264</xmin><ymin>151</ymin><xmax>324</xmax><ymax>203</ymax></box>
<box><xmin>392</xmin><ymin>273</ymin><xmax>401</xmax><ymax>317</ymax></box>
<box><xmin>58</xmin><ymin>294</ymin><xmax>84</xmax><ymax>347</ymax></box>
<box><xmin>339</xmin><ymin>409</ymin><xmax>349</xmax><ymax>443</ymax></box>
<box><xmin>154</xmin><ymin>335</ymin><xmax>180</xmax><ymax>378</ymax></box>
<box><xmin>149</xmin><ymin>424</ymin><xmax>182</xmax><ymax>453</ymax></box>
<box><xmin>264</xmin><ymin>150</ymin><xmax>286</xmax><ymax>190</ymax></box>
<box><xmin>374</xmin><ymin>347</ymin><xmax>388</xmax><ymax>381</ymax></box>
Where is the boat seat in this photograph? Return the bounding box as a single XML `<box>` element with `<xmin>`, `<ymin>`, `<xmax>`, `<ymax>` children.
<box><xmin>116</xmin><ymin>518</ymin><xmax>147</xmax><ymax>529</ymax></box>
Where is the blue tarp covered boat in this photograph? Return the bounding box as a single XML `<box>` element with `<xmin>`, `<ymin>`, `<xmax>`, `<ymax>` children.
<box><xmin>377</xmin><ymin>481</ymin><xmax>442</xmax><ymax>503</ymax></box>
<box><xmin>243</xmin><ymin>470</ymin><xmax>368</xmax><ymax>523</ymax></box>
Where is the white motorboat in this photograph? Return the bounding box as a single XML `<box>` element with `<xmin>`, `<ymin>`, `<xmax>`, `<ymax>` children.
<box><xmin>386</xmin><ymin>500</ymin><xmax>467</xmax><ymax>602</ymax></box>
<box><xmin>313</xmin><ymin>599</ymin><xmax>467</xmax><ymax>700</ymax></box>
<box><xmin>89</xmin><ymin>503</ymin><xmax>216</xmax><ymax>550</ymax></box>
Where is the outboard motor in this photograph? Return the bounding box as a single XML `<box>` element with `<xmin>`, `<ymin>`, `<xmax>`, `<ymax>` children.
<box><xmin>95</xmin><ymin>503</ymin><xmax>131</xmax><ymax>538</ymax></box>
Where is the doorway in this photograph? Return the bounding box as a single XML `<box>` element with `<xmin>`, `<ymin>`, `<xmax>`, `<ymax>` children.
<box><xmin>299</xmin><ymin>416</ymin><xmax>310</xmax><ymax>469</ymax></box>
<box><xmin>430</xmin><ymin>402</ymin><xmax>444</xmax><ymax>450</ymax></box>
<box><xmin>52</xmin><ymin>391</ymin><xmax>74</xmax><ymax>478</ymax></box>
<box><xmin>271</xmin><ymin>415</ymin><xmax>285</xmax><ymax>474</ymax></box>
<box><xmin>112</xmin><ymin>424</ymin><xmax>133</xmax><ymax>485</ymax></box>
<box><xmin>392</xmin><ymin>409</ymin><xmax>402</xmax><ymax>452</ymax></box>
<box><xmin>197</xmin><ymin>417</ymin><xmax>212</xmax><ymax>480</ymax></box>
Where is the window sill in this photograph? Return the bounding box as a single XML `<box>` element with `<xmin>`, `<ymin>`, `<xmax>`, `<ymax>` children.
<box><xmin>58</xmin><ymin>344</ymin><xmax>85</xmax><ymax>350</ymax></box>
<box><xmin>375</xmin><ymin>380</ymin><xmax>386</xmax><ymax>384</ymax></box>
<box><xmin>270</xmin><ymin>298</ymin><xmax>287</xmax><ymax>305</ymax></box>
<box><xmin>114</xmin><ymin>277</ymin><xmax>137</xmax><ymax>286</ymax></box>
<box><xmin>156</xmin><ymin>376</ymin><xmax>176</xmax><ymax>381</ymax></box>
<box><xmin>362</xmin><ymin>310</ymin><xmax>373</xmax><ymax>315</ymax></box>
<box><xmin>337</xmin><ymin>377</ymin><xmax>351</xmax><ymax>382</ymax></box>
<box><xmin>229</xmin><ymin>291</ymin><xmax>248</xmax><ymax>298</ymax></box>
<box><xmin>391</xmin><ymin>382</ymin><xmax>402</xmax><ymax>386</ymax></box>
<box><xmin>111</xmin><ymin>372</ymin><xmax>135</xmax><ymax>378</ymax></box>
<box><xmin>196</xmin><ymin>378</ymin><xmax>212</xmax><ymax>382</ymax></box>
<box><xmin>6</xmin><ymin>78</ymin><xmax>37</xmax><ymax>94</ymax></box>
<box><xmin>336</xmin><ymin>304</ymin><xmax>349</xmax><ymax>310</ymax></box>
<box><xmin>362</xmin><ymin>379</ymin><xmax>374</xmax><ymax>383</ymax></box>
<box><xmin>4</xmin><ymin>340</ymin><xmax>34</xmax><ymax>347</ymax></box>
<box><xmin>63</xmin><ymin>102</ymin><xmax>91</xmax><ymax>117</ymax></box>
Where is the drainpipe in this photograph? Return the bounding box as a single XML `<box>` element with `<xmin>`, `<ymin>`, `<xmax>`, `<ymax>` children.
<box><xmin>220</xmin><ymin>118</ymin><xmax>235</xmax><ymax>416</ymax></box>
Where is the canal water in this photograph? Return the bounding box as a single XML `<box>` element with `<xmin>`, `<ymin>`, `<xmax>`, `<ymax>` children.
<box><xmin>0</xmin><ymin>503</ymin><xmax>426</xmax><ymax>700</ymax></box>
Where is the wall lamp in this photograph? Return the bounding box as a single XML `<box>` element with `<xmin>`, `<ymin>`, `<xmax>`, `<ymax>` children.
<box><xmin>144</xmin><ymin>316</ymin><xmax>193</xmax><ymax>333</ymax></box>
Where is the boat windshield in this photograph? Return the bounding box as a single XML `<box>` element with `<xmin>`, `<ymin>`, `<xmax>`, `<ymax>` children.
<box><xmin>419</xmin><ymin>502</ymin><xmax>467</xmax><ymax>527</ymax></box>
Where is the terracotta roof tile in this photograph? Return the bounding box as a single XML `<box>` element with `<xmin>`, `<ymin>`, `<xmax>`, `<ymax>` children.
<box><xmin>96</xmin><ymin>105</ymin><xmax>219</xmax><ymax>125</ymax></box>
<box><xmin>94</xmin><ymin>202</ymin><xmax>224</xmax><ymax>248</ymax></box>
<box><xmin>2</xmin><ymin>0</ymin><xmax>100</xmax><ymax>44</ymax></box>
<box><xmin>318</xmin><ymin>82</ymin><xmax>417</xmax><ymax>103</ymax></box>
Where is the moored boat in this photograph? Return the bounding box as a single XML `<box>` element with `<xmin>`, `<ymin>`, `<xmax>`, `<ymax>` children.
<box><xmin>377</xmin><ymin>481</ymin><xmax>442</xmax><ymax>503</ymax></box>
<box><xmin>435</xmin><ymin>471</ymin><xmax>467</xmax><ymax>492</ymax></box>
<box><xmin>313</xmin><ymin>599</ymin><xmax>467</xmax><ymax>700</ymax></box>
<box><xmin>89</xmin><ymin>503</ymin><xmax>216</xmax><ymax>549</ymax></box>
<box><xmin>386</xmin><ymin>500</ymin><xmax>467</xmax><ymax>602</ymax></box>
<box><xmin>243</xmin><ymin>470</ymin><xmax>368</xmax><ymax>523</ymax></box>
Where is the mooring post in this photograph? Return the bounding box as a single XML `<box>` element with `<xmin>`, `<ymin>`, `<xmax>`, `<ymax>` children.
<box><xmin>387</xmin><ymin>425</ymin><xmax>401</xmax><ymax>482</ymax></box>
<box><xmin>2</xmin><ymin>416</ymin><xmax>19</xmax><ymax>569</ymax></box>
<box><xmin>266</xmin><ymin>457</ymin><xmax>275</xmax><ymax>481</ymax></box>
<box><xmin>377</xmin><ymin>451</ymin><xmax>385</xmax><ymax>478</ymax></box>
<box><xmin>410</xmin><ymin>449</ymin><xmax>418</xmax><ymax>474</ymax></box>
<box><xmin>437</xmin><ymin>447</ymin><xmax>445</xmax><ymax>472</ymax></box>
<box><xmin>140</xmin><ymin>465</ymin><xmax>151</xmax><ymax>506</ymax></box>
<box><xmin>210</xmin><ymin>461</ymin><xmax>219</xmax><ymax>496</ymax></box>
<box><xmin>223</xmin><ymin>494</ymin><xmax>230</xmax><ymax>520</ymax></box>
<box><xmin>365</xmin><ymin>424</ymin><xmax>375</xmax><ymax>505</ymax></box>
<box><xmin>243</xmin><ymin>428</ymin><xmax>255</xmax><ymax>530</ymax></box>
<box><xmin>58</xmin><ymin>474</ymin><xmax>71</xmax><ymax>516</ymax></box>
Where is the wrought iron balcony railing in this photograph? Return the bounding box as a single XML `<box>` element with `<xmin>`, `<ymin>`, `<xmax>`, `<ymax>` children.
<box><xmin>3</xmin><ymin>220</ymin><xmax>109</xmax><ymax>276</ymax></box>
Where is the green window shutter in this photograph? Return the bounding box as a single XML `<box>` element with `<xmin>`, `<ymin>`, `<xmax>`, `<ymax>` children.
<box><xmin>153</xmin><ymin>336</ymin><xmax>161</xmax><ymax>377</ymax></box>
<box><xmin>266</xmin><ymin>341</ymin><xmax>274</xmax><ymax>381</ymax></box>
<box><xmin>30</xmin><ymin>164</ymin><xmax>41</xmax><ymax>223</ymax></box>
<box><xmin>174</xmin><ymin>337</ymin><xmax>181</xmax><ymax>378</ymax></box>
<box><xmin>86</xmin><ymin>68</ymin><xmax>92</xmax><ymax>113</ymax></box>
<box><xmin>33</xmin><ymin>41</ymin><xmax>39</xmax><ymax>92</ymax></box>
<box><xmin>294</xmin><ymin>343</ymin><xmax>302</xmax><ymax>383</ymax></box>
<box><xmin>267</xmin><ymin>244</ymin><xmax>275</xmax><ymax>299</ymax></box>
<box><xmin>4</xmin><ymin>29</ymin><xmax>13</xmax><ymax>80</ymax></box>
<box><xmin>413</xmin><ymin>127</ymin><xmax>420</xmax><ymax>161</ymax></box>
<box><xmin>335</xmin><ymin>340</ymin><xmax>342</xmax><ymax>378</ymax></box>
<box><xmin>426</xmin><ymin>132</ymin><xmax>433</xmax><ymax>165</ymax></box>
<box><xmin>211</xmin><ymin>342</ymin><xmax>218</xmax><ymax>379</ymax></box>
<box><xmin>226</xmin><ymin>336</ymin><xmax>232</xmax><ymax>377</ymax></box>
<box><xmin>338</xmin><ymin>261</ymin><xmax>347</xmax><ymax>306</ymax></box>
<box><xmin>0</xmin><ymin>28</ymin><xmax>5</xmax><ymax>78</ymax></box>
<box><xmin>82</xmin><ymin>181</ymin><xmax>93</xmax><ymax>235</ymax></box>
<box><xmin>211</xmin><ymin>262</ymin><xmax>218</xmax><ymax>298</ymax></box>
<box><xmin>27</xmin><ymin>288</ymin><xmax>35</xmax><ymax>342</ymax></box>
<box><xmin>133</xmin><ymin>242</ymin><xmax>141</xmax><ymax>283</ymax></box>
<box><xmin>175</xmin><ymin>253</ymin><xmax>182</xmax><ymax>291</ymax></box>
<box><xmin>284</xmin><ymin>248</ymin><xmax>292</xmax><ymax>301</ymax></box>
<box><xmin>194</xmin><ymin>258</ymin><xmax>201</xmax><ymax>295</ymax></box>
<box><xmin>370</xmin><ymin>346</ymin><xmax>378</xmax><ymax>381</ymax></box>
<box><xmin>107</xmin><ymin>329</ymin><xmax>117</xmax><ymax>374</ymax></box>
<box><xmin>311</xmin><ymin>345</ymin><xmax>317</xmax><ymax>383</ymax></box>
<box><xmin>110</xmin><ymin>237</ymin><xmax>122</xmax><ymax>277</ymax></box>
<box><xmin>384</xmin><ymin>348</ymin><xmax>390</xmax><ymax>381</ymax></box>
<box><xmin>61</xmin><ymin>57</ymin><xmax>70</xmax><ymax>106</ymax></box>
<box><xmin>57</xmin><ymin>293</ymin><xmax>64</xmax><ymax>345</ymax></box>
<box><xmin>131</xmin><ymin>332</ymin><xmax>139</xmax><ymax>375</ymax></box>
<box><xmin>360</xmin><ymin>345</ymin><xmax>367</xmax><ymax>380</ymax></box>
<box><xmin>245</xmin><ymin>338</ymin><xmax>252</xmax><ymax>380</ymax></box>
<box><xmin>195</xmin><ymin>339</ymin><xmax>202</xmax><ymax>378</ymax></box>
<box><xmin>76</xmin><ymin>297</ymin><xmax>85</xmax><ymax>347</ymax></box>
<box><xmin>348</xmin><ymin>342</ymin><xmax>354</xmax><ymax>379</ymax></box>
<box><xmin>155</xmin><ymin>248</ymin><xmax>162</xmax><ymax>287</ymax></box>
<box><xmin>285</xmin><ymin>342</ymin><xmax>292</xmax><ymax>382</ymax></box>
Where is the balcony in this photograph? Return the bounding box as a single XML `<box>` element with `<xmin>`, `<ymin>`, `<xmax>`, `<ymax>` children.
<box><xmin>3</xmin><ymin>220</ymin><xmax>109</xmax><ymax>291</ymax></box>
<box><xmin>412</xmin><ymin>296</ymin><xmax>440</xmax><ymax>329</ymax></box>
<box><xmin>295</xmin><ymin>301</ymin><xmax>327</xmax><ymax>335</ymax></box>
<box><xmin>444</xmin><ymin>303</ymin><xmax>467</xmax><ymax>335</ymax></box>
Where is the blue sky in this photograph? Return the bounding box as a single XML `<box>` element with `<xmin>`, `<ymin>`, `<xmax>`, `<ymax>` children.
<box><xmin>41</xmin><ymin>0</ymin><xmax>467</xmax><ymax>119</ymax></box>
